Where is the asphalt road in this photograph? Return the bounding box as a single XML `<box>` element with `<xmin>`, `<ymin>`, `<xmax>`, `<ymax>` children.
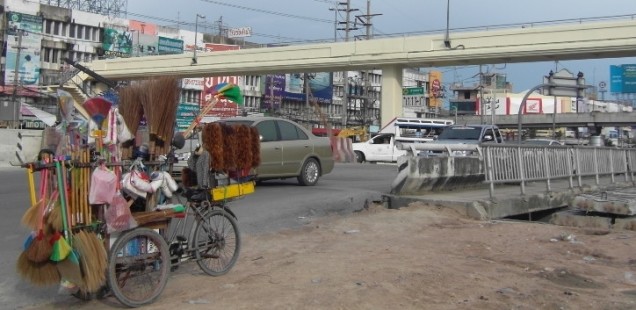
<box><xmin>0</xmin><ymin>162</ymin><xmax>398</xmax><ymax>309</ymax></box>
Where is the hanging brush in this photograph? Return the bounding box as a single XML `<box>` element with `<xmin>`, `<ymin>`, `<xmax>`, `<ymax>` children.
<box><xmin>21</xmin><ymin>164</ymin><xmax>48</xmax><ymax>230</ymax></box>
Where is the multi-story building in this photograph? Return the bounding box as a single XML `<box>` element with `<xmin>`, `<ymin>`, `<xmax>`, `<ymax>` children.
<box><xmin>0</xmin><ymin>0</ymin><xmax>446</xmax><ymax>133</ymax></box>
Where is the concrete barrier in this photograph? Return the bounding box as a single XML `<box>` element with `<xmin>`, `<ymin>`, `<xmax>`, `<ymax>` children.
<box><xmin>0</xmin><ymin>129</ymin><xmax>42</xmax><ymax>167</ymax></box>
<box><xmin>330</xmin><ymin>137</ymin><xmax>355</xmax><ymax>163</ymax></box>
<box><xmin>391</xmin><ymin>156</ymin><xmax>485</xmax><ymax>195</ymax></box>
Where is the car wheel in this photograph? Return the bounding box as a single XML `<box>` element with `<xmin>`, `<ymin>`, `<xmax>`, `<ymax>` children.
<box><xmin>297</xmin><ymin>158</ymin><xmax>320</xmax><ymax>186</ymax></box>
<box><xmin>354</xmin><ymin>151</ymin><xmax>365</xmax><ymax>163</ymax></box>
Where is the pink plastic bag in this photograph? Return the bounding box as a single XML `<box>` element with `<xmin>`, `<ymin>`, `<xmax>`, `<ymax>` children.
<box><xmin>89</xmin><ymin>165</ymin><xmax>117</xmax><ymax>204</ymax></box>
<box><xmin>105</xmin><ymin>194</ymin><xmax>137</xmax><ymax>233</ymax></box>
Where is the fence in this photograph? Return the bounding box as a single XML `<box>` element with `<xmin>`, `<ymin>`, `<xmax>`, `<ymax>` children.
<box><xmin>482</xmin><ymin>145</ymin><xmax>636</xmax><ymax>198</ymax></box>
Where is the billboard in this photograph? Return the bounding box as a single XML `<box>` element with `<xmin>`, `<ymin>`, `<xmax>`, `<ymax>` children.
<box><xmin>158</xmin><ymin>36</ymin><xmax>183</xmax><ymax>55</ymax></box>
<box><xmin>263</xmin><ymin>74</ymin><xmax>285</xmax><ymax>110</ymax></box>
<box><xmin>609</xmin><ymin>64</ymin><xmax>636</xmax><ymax>93</ymax></box>
<box><xmin>102</xmin><ymin>28</ymin><xmax>133</xmax><ymax>57</ymax></box>
<box><xmin>5</xmin><ymin>12</ymin><xmax>43</xmax><ymax>93</ymax></box>
<box><xmin>281</xmin><ymin>72</ymin><xmax>333</xmax><ymax>104</ymax></box>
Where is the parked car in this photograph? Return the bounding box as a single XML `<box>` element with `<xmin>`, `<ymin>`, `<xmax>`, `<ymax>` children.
<box><xmin>221</xmin><ymin>116</ymin><xmax>334</xmax><ymax>186</ymax></box>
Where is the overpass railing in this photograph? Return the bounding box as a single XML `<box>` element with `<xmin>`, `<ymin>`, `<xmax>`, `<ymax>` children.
<box><xmin>482</xmin><ymin>145</ymin><xmax>636</xmax><ymax>198</ymax></box>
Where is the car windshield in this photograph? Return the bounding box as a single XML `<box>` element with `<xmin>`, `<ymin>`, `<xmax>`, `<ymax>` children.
<box><xmin>437</xmin><ymin>127</ymin><xmax>482</xmax><ymax>140</ymax></box>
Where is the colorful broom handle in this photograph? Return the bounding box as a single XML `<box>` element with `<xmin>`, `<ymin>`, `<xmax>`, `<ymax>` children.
<box><xmin>55</xmin><ymin>160</ymin><xmax>70</xmax><ymax>241</ymax></box>
<box><xmin>27</xmin><ymin>165</ymin><xmax>36</xmax><ymax>207</ymax></box>
<box><xmin>182</xmin><ymin>95</ymin><xmax>219</xmax><ymax>139</ymax></box>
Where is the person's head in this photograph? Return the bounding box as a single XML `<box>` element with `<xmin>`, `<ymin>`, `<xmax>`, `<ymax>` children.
<box><xmin>24</xmin><ymin>55</ymin><xmax>31</xmax><ymax>62</ymax></box>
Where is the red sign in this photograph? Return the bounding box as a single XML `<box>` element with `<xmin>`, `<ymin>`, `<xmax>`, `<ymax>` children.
<box><xmin>203</xmin><ymin>99</ymin><xmax>238</xmax><ymax>118</ymax></box>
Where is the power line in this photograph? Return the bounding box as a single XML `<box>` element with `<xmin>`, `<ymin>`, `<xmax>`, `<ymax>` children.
<box><xmin>198</xmin><ymin>0</ymin><xmax>332</xmax><ymax>23</ymax></box>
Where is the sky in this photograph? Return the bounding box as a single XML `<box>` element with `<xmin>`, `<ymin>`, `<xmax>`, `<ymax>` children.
<box><xmin>126</xmin><ymin>0</ymin><xmax>636</xmax><ymax>97</ymax></box>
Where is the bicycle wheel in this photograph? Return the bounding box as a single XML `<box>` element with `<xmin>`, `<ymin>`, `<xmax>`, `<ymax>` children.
<box><xmin>193</xmin><ymin>209</ymin><xmax>241</xmax><ymax>276</ymax></box>
<box><xmin>107</xmin><ymin>228</ymin><xmax>170</xmax><ymax>308</ymax></box>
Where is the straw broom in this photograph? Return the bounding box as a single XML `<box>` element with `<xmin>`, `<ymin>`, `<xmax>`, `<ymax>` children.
<box><xmin>22</xmin><ymin>165</ymin><xmax>48</xmax><ymax>230</ymax></box>
<box><xmin>118</xmin><ymin>83</ymin><xmax>144</xmax><ymax>159</ymax></box>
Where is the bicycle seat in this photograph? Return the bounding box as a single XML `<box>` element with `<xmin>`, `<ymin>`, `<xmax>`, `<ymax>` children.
<box><xmin>184</xmin><ymin>188</ymin><xmax>209</xmax><ymax>202</ymax></box>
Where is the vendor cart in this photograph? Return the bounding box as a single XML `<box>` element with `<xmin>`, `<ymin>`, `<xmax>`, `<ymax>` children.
<box><xmin>16</xmin><ymin>79</ymin><xmax>256</xmax><ymax>307</ymax></box>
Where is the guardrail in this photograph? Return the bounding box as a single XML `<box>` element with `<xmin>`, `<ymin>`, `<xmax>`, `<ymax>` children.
<box><xmin>482</xmin><ymin>145</ymin><xmax>636</xmax><ymax>198</ymax></box>
<box><xmin>396</xmin><ymin>142</ymin><xmax>636</xmax><ymax>198</ymax></box>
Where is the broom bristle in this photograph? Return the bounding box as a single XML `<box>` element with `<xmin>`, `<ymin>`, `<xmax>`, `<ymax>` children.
<box><xmin>16</xmin><ymin>252</ymin><xmax>61</xmax><ymax>286</ymax></box>
<box><xmin>46</xmin><ymin>203</ymin><xmax>63</xmax><ymax>232</ymax></box>
<box><xmin>73</xmin><ymin>230</ymin><xmax>107</xmax><ymax>293</ymax></box>
<box><xmin>25</xmin><ymin>232</ymin><xmax>53</xmax><ymax>263</ymax></box>
<box><xmin>21</xmin><ymin>200</ymin><xmax>42</xmax><ymax>230</ymax></box>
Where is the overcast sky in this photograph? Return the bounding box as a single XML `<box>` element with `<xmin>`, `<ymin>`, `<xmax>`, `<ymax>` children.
<box><xmin>127</xmin><ymin>0</ymin><xmax>636</xmax><ymax>96</ymax></box>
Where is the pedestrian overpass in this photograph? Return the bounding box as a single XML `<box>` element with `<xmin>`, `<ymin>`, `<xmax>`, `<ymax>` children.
<box><xmin>80</xmin><ymin>17</ymin><xmax>636</xmax><ymax>128</ymax></box>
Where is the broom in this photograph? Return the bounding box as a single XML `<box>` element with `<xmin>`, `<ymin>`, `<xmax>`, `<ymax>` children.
<box><xmin>16</xmin><ymin>251</ymin><xmax>61</xmax><ymax>287</ymax></box>
<box><xmin>54</xmin><ymin>157</ymin><xmax>84</xmax><ymax>287</ymax></box>
<box><xmin>21</xmin><ymin>165</ymin><xmax>48</xmax><ymax>230</ymax></box>
<box><xmin>24</xmin><ymin>185</ymin><xmax>53</xmax><ymax>263</ymax></box>
<box><xmin>73</xmin><ymin>230</ymin><xmax>107</xmax><ymax>293</ymax></box>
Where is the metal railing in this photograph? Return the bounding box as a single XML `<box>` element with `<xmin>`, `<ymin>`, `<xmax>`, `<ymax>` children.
<box><xmin>482</xmin><ymin>145</ymin><xmax>636</xmax><ymax>198</ymax></box>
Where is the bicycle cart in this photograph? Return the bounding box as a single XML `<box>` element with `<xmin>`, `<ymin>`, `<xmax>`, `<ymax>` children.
<box><xmin>16</xmin><ymin>80</ymin><xmax>256</xmax><ymax>307</ymax></box>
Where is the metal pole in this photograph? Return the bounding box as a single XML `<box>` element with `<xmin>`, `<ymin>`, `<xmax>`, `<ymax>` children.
<box><xmin>479</xmin><ymin>65</ymin><xmax>484</xmax><ymax>124</ymax></box>
<box><xmin>517</xmin><ymin>84</ymin><xmax>549</xmax><ymax>143</ymax></box>
<box><xmin>193</xmin><ymin>14</ymin><xmax>205</xmax><ymax>64</ymax></box>
<box><xmin>12</xmin><ymin>30</ymin><xmax>23</xmax><ymax>129</ymax></box>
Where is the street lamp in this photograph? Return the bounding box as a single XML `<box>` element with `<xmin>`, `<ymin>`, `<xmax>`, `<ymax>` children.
<box><xmin>192</xmin><ymin>14</ymin><xmax>205</xmax><ymax>65</ymax></box>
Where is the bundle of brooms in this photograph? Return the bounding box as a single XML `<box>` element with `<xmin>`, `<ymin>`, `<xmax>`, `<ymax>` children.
<box><xmin>141</xmin><ymin>77</ymin><xmax>180</xmax><ymax>158</ymax></box>
<box><xmin>117</xmin><ymin>82</ymin><xmax>145</xmax><ymax>159</ymax></box>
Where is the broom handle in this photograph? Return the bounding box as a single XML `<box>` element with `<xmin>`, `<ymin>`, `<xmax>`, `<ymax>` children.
<box><xmin>27</xmin><ymin>165</ymin><xmax>36</xmax><ymax>206</ymax></box>
<box><xmin>55</xmin><ymin>160</ymin><xmax>70</xmax><ymax>241</ymax></box>
<box><xmin>182</xmin><ymin>96</ymin><xmax>219</xmax><ymax>139</ymax></box>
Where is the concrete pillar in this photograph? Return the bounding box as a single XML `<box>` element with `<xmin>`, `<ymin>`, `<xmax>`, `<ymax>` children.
<box><xmin>380</xmin><ymin>65</ymin><xmax>403</xmax><ymax>128</ymax></box>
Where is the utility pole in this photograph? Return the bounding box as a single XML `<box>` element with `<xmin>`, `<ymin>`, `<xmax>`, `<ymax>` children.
<box><xmin>337</xmin><ymin>0</ymin><xmax>358</xmax><ymax>128</ymax></box>
<box><xmin>12</xmin><ymin>30</ymin><xmax>23</xmax><ymax>129</ymax></box>
<box><xmin>355</xmin><ymin>0</ymin><xmax>381</xmax><ymax>128</ymax></box>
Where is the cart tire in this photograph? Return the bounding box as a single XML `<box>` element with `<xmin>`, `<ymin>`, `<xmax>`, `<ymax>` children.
<box><xmin>107</xmin><ymin>228</ymin><xmax>170</xmax><ymax>308</ymax></box>
<box><xmin>194</xmin><ymin>209</ymin><xmax>241</xmax><ymax>276</ymax></box>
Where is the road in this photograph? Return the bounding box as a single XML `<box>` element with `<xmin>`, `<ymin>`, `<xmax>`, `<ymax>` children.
<box><xmin>0</xmin><ymin>162</ymin><xmax>398</xmax><ymax>309</ymax></box>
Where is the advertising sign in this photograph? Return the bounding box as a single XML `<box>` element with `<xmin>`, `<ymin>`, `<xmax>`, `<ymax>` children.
<box><xmin>263</xmin><ymin>74</ymin><xmax>285</xmax><ymax>110</ymax></box>
<box><xmin>228</xmin><ymin>27</ymin><xmax>252</xmax><ymax>38</ymax></box>
<box><xmin>181</xmin><ymin>78</ymin><xmax>204</xmax><ymax>91</ymax></box>
<box><xmin>428</xmin><ymin>71</ymin><xmax>443</xmax><ymax>108</ymax></box>
<box><xmin>282</xmin><ymin>72</ymin><xmax>333</xmax><ymax>104</ymax></box>
<box><xmin>158</xmin><ymin>36</ymin><xmax>183</xmax><ymax>55</ymax></box>
<box><xmin>5</xmin><ymin>12</ymin><xmax>43</xmax><ymax>92</ymax></box>
<box><xmin>622</xmin><ymin>64</ymin><xmax>636</xmax><ymax>93</ymax></box>
<box><xmin>175</xmin><ymin>102</ymin><xmax>199</xmax><ymax>132</ymax></box>
<box><xmin>609</xmin><ymin>64</ymin><xmax>636</xmax><ymax>94</ymax></box>
<box><xmin>202</xmin><ymin>76</ymin><xmax>242</xmax><ymax>118</ymax></box>
<box><xmin>102</xmin><ymin>28</ymin><xmax>133</xmax><ymax>57</ymax></box>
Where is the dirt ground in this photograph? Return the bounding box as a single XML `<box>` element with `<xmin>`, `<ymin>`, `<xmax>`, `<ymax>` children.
<box><xmin>29</xmin><ymin>202</ymin><xmax>636</xmax><ymax>310</ymax></box>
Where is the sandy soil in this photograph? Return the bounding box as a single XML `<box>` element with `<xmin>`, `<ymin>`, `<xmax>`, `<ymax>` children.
<box><xmin>29</xmin><ymin>202</ymin><xmax>636</xmax><ymax>309</ymax></box>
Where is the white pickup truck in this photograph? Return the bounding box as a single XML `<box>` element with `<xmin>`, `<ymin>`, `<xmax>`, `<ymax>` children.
<box><xmin>352</xmin><ymin>133</ymin><xmax>407</xmax><ymax>163</ymax></box>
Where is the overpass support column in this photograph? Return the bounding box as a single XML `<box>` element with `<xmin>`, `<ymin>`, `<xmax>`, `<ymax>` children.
<box><xmin>380</xmin><ymin>65</ymin><xmax>403</xmax><ymax>128</ymax></box>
